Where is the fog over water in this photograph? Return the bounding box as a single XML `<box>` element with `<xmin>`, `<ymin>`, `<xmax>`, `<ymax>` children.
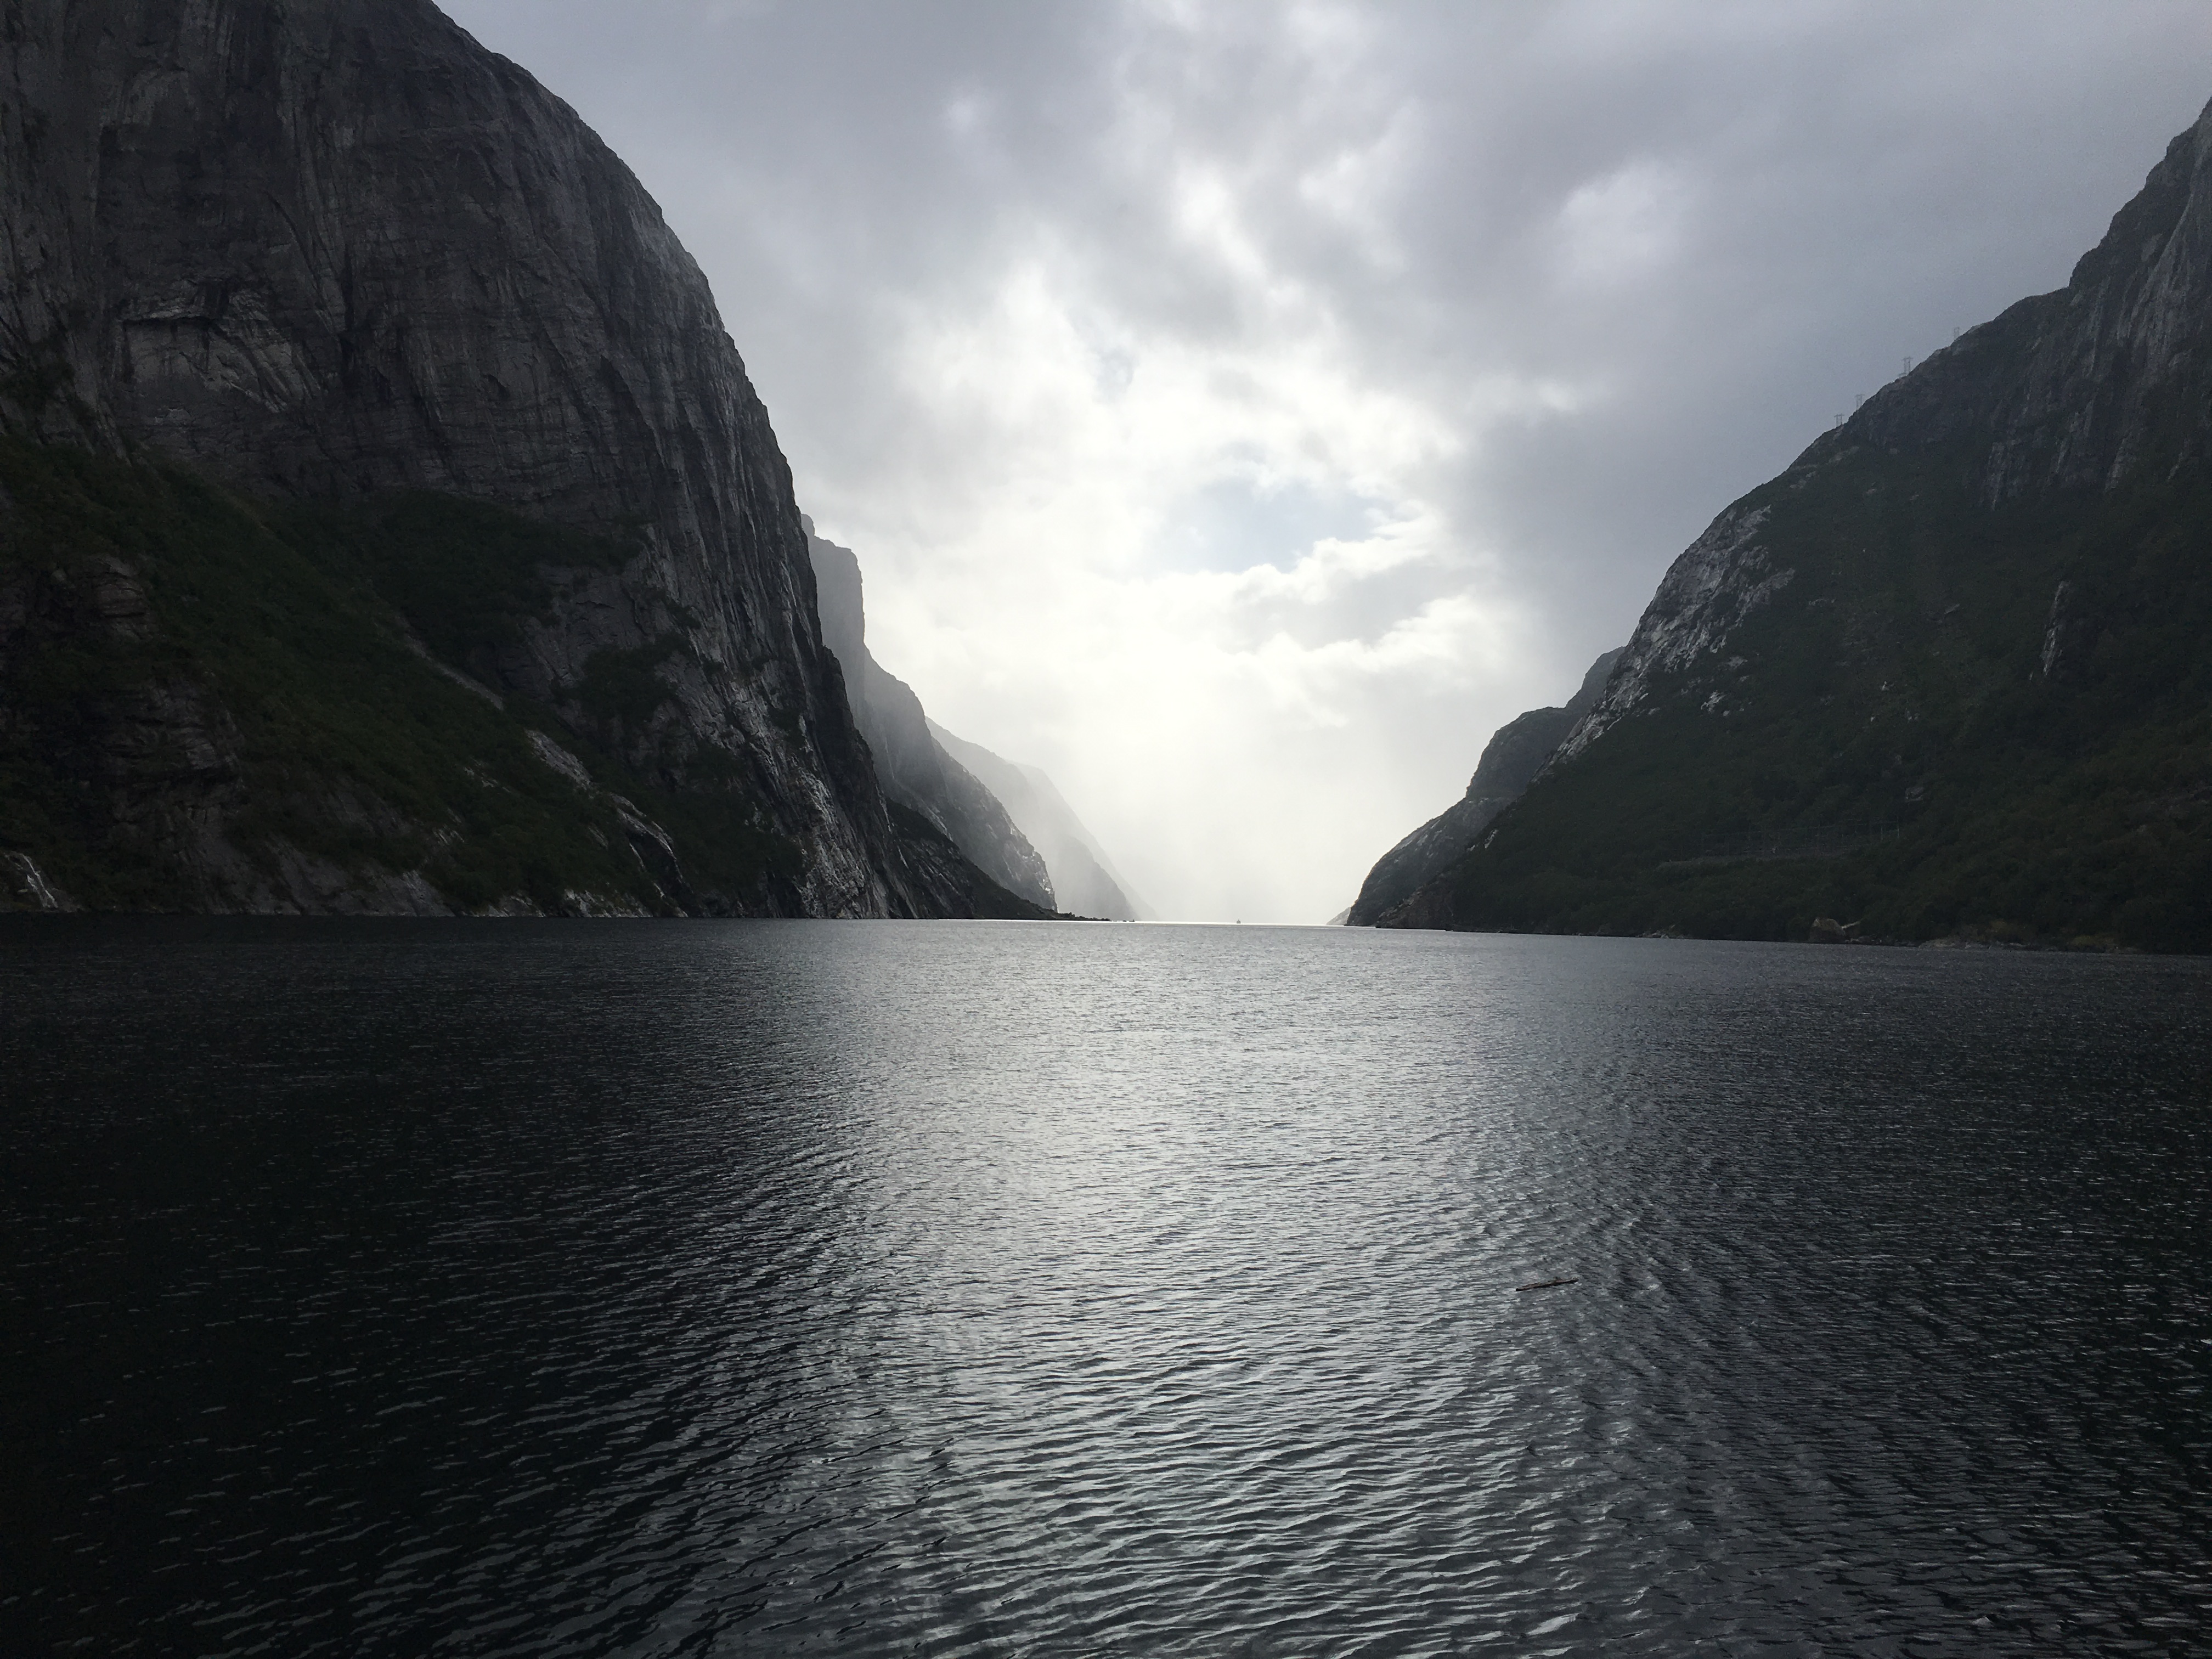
<box><xmin>441</xmin><ymin>1</ymin><xmax>2212</xmax><ymax>922</ymax></box>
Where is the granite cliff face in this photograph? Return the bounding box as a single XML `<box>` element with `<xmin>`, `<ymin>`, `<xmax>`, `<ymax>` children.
<box><xmin>807</xmin><ymin>526</ymin><xmax>1057</xmax><ymax>912</ymax></box>
<box><xmin>1384</xmin><ymin>98</ymin><xmax>2212</xmax><ymax>950</ymax></box>
<box><xmin>1346</xmin><ymin>649</ymin><xmax>1618</xmax><ymax>926</ymax></box>
<box><xmin>0</xmin><ymin>0</ymin><xmax>980</xmax><ymax>915</ymax></box>
<box><xmin>928</xmin><ymin>721</ymin><xmax>1149</xmax><ymax>921</ymax></box>
<box><xmin>1557</xmin><ymin>102</ymin><xmax>2212</xmax><ymax>778</ymax></box>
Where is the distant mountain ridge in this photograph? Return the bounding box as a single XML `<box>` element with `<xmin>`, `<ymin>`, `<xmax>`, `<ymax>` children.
<box><xmin>1378</xmin><ymin>97</ymin><xmax>2212</xmax><ymax>950</ymax></box>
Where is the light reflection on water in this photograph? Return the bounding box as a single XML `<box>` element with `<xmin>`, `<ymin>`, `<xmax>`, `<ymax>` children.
<box><xmin>3</xmin><ymin>920</ymin><xmax>2208</xmax><ymax>1656</ymax></box>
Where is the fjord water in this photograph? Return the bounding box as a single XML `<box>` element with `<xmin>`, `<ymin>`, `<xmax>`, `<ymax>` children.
<box><xmin>4</xmin><ymin>923</ymin><xmax>2207</xmax><ymax>1656</ymax></box>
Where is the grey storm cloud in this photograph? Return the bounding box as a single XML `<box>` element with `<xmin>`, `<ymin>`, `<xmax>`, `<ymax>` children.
<box><xmin>444</xmin><ymin>0</ymin><xmax>2211</xmax><ymax>921</ymax></box>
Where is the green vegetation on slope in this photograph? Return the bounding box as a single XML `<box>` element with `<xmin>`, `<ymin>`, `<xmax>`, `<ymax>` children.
<box><xmin>1426</xmin><ymin>438</ymin><xmax>2212</xmax><ymax>952</ymax></box>
<box><xmin>0</xmin><ymin>439</ymin><xmax>805</xmax><ymax>911</ymax></box>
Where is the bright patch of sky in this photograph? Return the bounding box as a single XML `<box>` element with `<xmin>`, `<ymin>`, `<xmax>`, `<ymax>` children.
<box><xmin>1155</xmin><ymin>480</ymin><xmax>1385</xmax><ymax>575</ymax></box>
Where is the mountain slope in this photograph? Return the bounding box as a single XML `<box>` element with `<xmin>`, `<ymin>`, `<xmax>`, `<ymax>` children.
<box><xmin>1346</xmin><ymin>649</ymin><xmax>1619</xmax><ymax>926</ymax></box>
<box><xmin>1384</xmin><ymin>100</ymin><xmax>2212</xmax><ymax>952</ymax></box>
<box><xmin>0</xmin><ymin>0</ymin><xmax>983</xmax><ymax>915</ymax></box>
<box><xmin>927</xmin><ymin>723</ymin><xmax>1150</xmax><ymax>921</ymax></box>
<box><xmin>807</xmin><ymin>527</ymin><xmax>1058</xmax><ymax>911</ymax></box>
<box><xmin>0</xmin><ymin>439</ymin><xmax>1056</xmax><ymax>916</ymax></box>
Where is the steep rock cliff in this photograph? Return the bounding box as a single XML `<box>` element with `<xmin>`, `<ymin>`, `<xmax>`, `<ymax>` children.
<box><xmin>807</xmin><ymin>526</ymin><xmax>1057</xmax><ymax>911</ymax></box>
<box><xmin>1347</xmin><ymin>649</ymin><xmax>1618</xmax><ymax>926</ymax></box>
<box><xmin>1386</xmin><ymin>98</ymin><xmax>2212</xmax><ymax>950</ymax></box>
<box><xmin>0</xmin><ymin>0</ymin><xmax>964</xmax><ymax>915</ymax></box>
<box><xmin>928</xmin><ymin>721</ymin><xmax>1149</xmax><ymax>921</ymax></box>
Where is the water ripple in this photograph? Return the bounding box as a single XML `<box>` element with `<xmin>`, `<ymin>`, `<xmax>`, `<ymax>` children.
<box><xmin>3</xmin><ymin>920</ymin><xmax>2208</xmax><ymax>1656</ymax></box>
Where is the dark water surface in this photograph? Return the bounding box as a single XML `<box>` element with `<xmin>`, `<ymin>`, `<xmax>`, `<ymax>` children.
<box><xmin>4</xmin><ymin>921</ymin><xmax>2209</xmax><ymax>1657</ymax></box>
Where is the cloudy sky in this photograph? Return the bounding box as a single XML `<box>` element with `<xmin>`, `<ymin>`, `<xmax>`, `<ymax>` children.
<box><xmin>445</xmin><ymin>0</ymin><xmax>2208</xmax><ymax>923</ymax></box>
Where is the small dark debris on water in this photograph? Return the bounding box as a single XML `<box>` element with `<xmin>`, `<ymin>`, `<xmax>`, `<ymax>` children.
<box><xmin>1516</xmin><ymin>1277</ymin><xmax>1578</xmax><ymax>1292</ymax></box>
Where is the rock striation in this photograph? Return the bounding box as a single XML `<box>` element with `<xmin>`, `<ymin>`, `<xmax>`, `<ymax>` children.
<box><xmin>807</xmin><ymin>524</ymin><xmax>1057</xmax><ymax>911</ymax></box>
<box><xmin>1555</xmin><ymin>101</ymin><xmax>2212</xmax><ymax>783</ymax></box>
<box><xmin>0</xmin><ymin>0</ymin><xmax>995</xmax><ymax>915</ymax></box>
<box><xmin>1380</xmin><ymin>97</ymin><xmax>2212</xmax><ymax>950</ymax></box>
<box><xmin>1346</xmin><ymin>651</ymin><xmax>1619</xmax><ymax>926</ymax></box>
<box><xmin>928</xmin><ymin>721</ymin><xmax>1150</xmax><ymax>921</ymax></box>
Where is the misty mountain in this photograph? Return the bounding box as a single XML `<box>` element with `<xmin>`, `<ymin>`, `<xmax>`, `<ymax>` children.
<box><xmin>927</xmin><ymin>723</ymin><xmax>1150</xmax><ymax>921</ymax></box>
<box><xmin>806</xmin><ymin>526</ymin><xmax>1058</xmax><ymax>912</ymax></box>
<box><xmin>1378</xmin><ymin>99</ymin><xmax>2212</xmax><ymax>950</ymax></box>
<box><xmin>1344</xmin><ymin>650</ymin><xmax>1621</xmax><ymax>927</ymax></box>
<box><xmin>0</xmin><ymin>0</ymin><xmax>1040</xmax><ymax>917</ymax></box>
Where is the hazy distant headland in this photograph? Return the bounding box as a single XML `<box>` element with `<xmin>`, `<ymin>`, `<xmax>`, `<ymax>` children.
<box><xmin>806</xmin><ymin>522</ymin><xmax>1148</xmax><ymax>921</ymax></box>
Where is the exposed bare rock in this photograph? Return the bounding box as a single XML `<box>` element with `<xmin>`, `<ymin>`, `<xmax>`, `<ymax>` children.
<box><xmin>927</xmin><ymin>721</ymin><xmax>1149</xmax><ymax>921</ymax></box>
<box><xmin>2039</xmin><ymin>580</ymin><xmax>2098</xmax><ymax>683</ymax></box>
<box><xmin>808</xmin><ymin>524</ymin><xmax>1058</xmax><ymax>911</ymax></box>
<box><xmin>1347</xmin><ymin>649</ymin><xmax>1620</xmax><ymax>926</ymax></box>
<box><xmin>1840</xmin><ymin>102</ymin><xmax>2212</xmax><ymax>503</ymax></box>
<box><xmin>1</xmin><ymin>851</ymin><xmax>75</xmax><ymax>911</ymax></box>
<box><xmin>1372</xmin><ymin>94</ymin><xmax>2212</xmax><ymax>951</ymax></box>
<box><xmin>1551</xmin><ymin>515</ymin><xmax>1786</xmax><ymax>763</ymax></box>
<box><xmin>1553</xmin><ymin>98</ymin><xmax>2212</xmax><ymax>780</ymax></box>
<box><xmin>0</xmin><ymin>0</ymin><xmax>965</xmax><ymax>915</ymax></box>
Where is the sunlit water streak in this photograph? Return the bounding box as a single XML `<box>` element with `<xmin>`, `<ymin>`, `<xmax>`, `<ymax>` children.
<box><xmin>3</xmin><ymin>920</ymin><xmax>2208</xmax><ymax>1656</ymax></box>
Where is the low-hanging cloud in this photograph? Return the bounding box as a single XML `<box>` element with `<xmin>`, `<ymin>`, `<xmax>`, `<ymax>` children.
<box><xmin>445</xmin><ymin>0</ymin><xmax>2211</xmax><ymax>922</ymax></box>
